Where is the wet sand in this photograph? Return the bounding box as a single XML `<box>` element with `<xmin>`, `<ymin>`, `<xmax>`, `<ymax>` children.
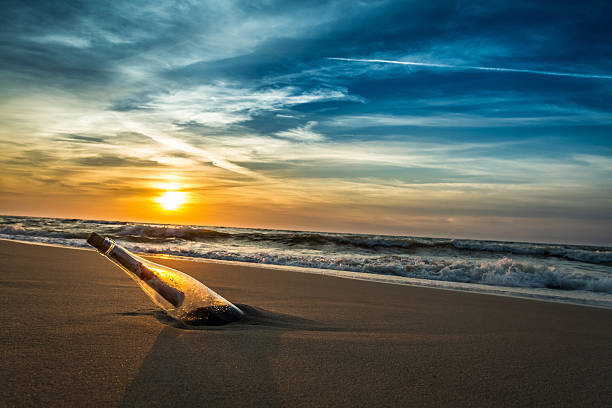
<box><xmin>1</xmin><ymin>239</ymin><xmax>611</xmax><ymax>407</ymax></box>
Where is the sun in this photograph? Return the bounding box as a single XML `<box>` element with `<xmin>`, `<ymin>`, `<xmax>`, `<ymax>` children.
<box><xmin>155</xmin><ymin>191</ymin><xmax>187</xmax><ymax>211</ymax></box>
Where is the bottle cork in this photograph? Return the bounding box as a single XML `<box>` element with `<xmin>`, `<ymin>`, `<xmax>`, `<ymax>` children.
<box><xmin>87</xmin><ymin>232</ymin><xmax>112</xmax><ymax>253</ymax></box>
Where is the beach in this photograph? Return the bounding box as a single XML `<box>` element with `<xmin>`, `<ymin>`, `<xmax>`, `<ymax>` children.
<box><xmin>1</xmin><ymin>239</ymin><xmax>611</xmax><ymax>407</ymax></box>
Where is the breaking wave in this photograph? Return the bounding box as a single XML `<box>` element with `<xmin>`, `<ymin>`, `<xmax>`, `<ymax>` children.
<box><xmin>118</xmin><ymin>224</ymin><xmax>230</xmax><ymax>240</ymax></box>
<box><xmin>125</xmin><ymin>245</ymin><xmax>612</xmax><ymax>293</ymax></box>
<box><xmin>0</xmin><ymin>224</ymin><xmax>89</xmax><ymax>240</ymax></box>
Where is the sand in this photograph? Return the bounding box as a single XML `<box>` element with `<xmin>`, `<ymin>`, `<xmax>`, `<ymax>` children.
<box><xmin>1</xmin><ymin>240</ymin><xmax>611</xmax><ymax>407</ymax></box>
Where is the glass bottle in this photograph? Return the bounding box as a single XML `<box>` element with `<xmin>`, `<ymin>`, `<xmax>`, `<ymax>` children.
<box><xmin>87</xmin><ymin>232</ymin><xmax>244</xmax><ymax>326</ymax></box>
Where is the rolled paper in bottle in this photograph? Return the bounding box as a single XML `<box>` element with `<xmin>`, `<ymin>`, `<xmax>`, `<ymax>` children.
<box><xmin>87</xmin><ymin>232</ymin><xmax>185</xmax><ymax>307</ymax></box>
<box><xmin>136</xmin><ymin>263</ymin><xmax>185</xmax><ymax>307</ymax></box>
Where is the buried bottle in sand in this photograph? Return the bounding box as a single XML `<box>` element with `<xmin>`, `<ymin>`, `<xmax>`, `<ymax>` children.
<box><xmin>87</xmin><ymin>232</ymin><xmax>244</xmax><ymax>326</ymax></box>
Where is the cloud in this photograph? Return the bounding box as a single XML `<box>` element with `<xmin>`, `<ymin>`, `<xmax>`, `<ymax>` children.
<box><xmin>275</xmin><ymin>122</ymin><xmax>324</xmax><ymax>141</ymax></box>
<box><xmin>137</xmin><ymin>84</ymin><xmax>354</xmax><ymax>128</ymax></box>
<box><xmin>74</xmin><ymin>155</ymin><xmax>161</xmax><ymax>167</ymax></box>
<box><xmin>5</xmin><ymin>149</ymin><xmax>56</xmax><ymax>165</ymax></box>
<box><xmin>61</xmin><ymin>134</ymin><xmax>106</xmax><ymax>143</ymax></box>
<box><xmin>30</xmin><ymin>34</ymin><xmax>91</xmax><ymax>48</ymax></box>
<box><xmin>117</xmin><ymin>119</ymin><xmax>262</xmax><ymax>179</ymax></box>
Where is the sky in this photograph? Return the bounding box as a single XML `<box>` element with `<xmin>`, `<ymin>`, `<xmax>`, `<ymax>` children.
<box><xmin>1</xmin><ymin>0</ymin><xmax>611</xmax><ymax>245</ymax></box>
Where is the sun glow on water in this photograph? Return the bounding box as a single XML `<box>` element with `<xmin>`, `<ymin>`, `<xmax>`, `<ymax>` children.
<box><xmin>155</xmin><ymin>191</ymin><xmax>188</xmax><ymax>211</ymax></box>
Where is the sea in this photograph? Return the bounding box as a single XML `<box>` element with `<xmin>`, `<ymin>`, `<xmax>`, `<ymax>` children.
<box><xmin>1</xmin><ymin>215</ymin><xmax>611</xmax><ymax>308</ymax></box>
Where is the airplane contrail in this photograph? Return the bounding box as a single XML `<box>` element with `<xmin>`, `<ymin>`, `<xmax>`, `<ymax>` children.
<box><xmin>328</xmin><ymin>57</ymin><xmax>612</xmax><ymax>80</ymax></box>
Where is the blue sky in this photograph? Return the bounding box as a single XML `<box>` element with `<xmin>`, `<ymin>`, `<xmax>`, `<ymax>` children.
<box><xmin>1</xmin><ymin>0</ymin><xmax>611</xmax><ymax>244</ymax></box>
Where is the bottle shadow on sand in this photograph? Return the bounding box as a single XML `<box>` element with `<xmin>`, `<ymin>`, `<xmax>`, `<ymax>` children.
<box><xmin>117</xmin><ymin>303</ymin><xmax>327</xmax><ymax>330</ymax></box>
<box><xmin>118</xmin><ymin>303</ymin><xmax>340</xmax><ymax>407</ymax></box>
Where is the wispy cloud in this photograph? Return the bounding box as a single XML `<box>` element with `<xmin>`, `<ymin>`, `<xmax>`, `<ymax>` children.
<box><xmin>328</xmin><ymin>57</ymin><xmax>612</xmax><ymax>80</ymax></box>
<box><xmin>275</xmin><ymin>122</ymin><xmax>324</xmax><ymax>141</ymax></box>
<box><xmin>30</xmin><ymin>34</ymin><xmax>91</xmax><ymax>48</ymax></box>
<box><xmin>141</xmin><ymin>85</ymin><xmax>354</xmax><ymax>128</ymax></box>
<box><xmin>118</xmin><ymin>119</ymin><xmax>263</xmax><ymax>179</ymax></box>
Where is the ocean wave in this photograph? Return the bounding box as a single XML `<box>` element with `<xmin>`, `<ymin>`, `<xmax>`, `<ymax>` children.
<box><xmin>125</xmin><ymin>243</ymin><xmax>612</xmax><ymax>294</ymax></box>
<box><xmin>451</xmin><ymin>240</ymin><xmax>612</xmax><ymax>264</ymax></box>
<box><xmin>2</xmin><ymin>217</ymin><xmax>611</xmax><ymax>265</ymax></box>
<box><xmin>118</xmin><ymin>224</ymin><xmax>230</xmax><ymax>240</ymax></box>
<box><xmin>223</xmin><ymin>234</ymin><xmax>612</xmax><ymax>265</ymax></box>
<box><xmin>230</xmin><ymin>232</ymin><xmax>426</xmax><ymax>249</ymax></box>
<box><xmin>112</xmin><ymin>227</ymin><xmax>612</xmax><ymax>265</ymax></box>
<box><xmin>0</xmin><ymin>224</ymin><xmax>89</xmax><ymax>240</ymax></box>
<box><xmin>117</xmin><ymin>226</ymin><xmax>419</xmax><ymax>249</ymax></box>
<box><xmin>81</xmin><ymin>219</ymin><xmax>127</xmax><ymax>225</ymax></box>
<box><xmin>118</xmin><ymin>226</ymin><xmax>612</xmax><ymax>264</ymax></box>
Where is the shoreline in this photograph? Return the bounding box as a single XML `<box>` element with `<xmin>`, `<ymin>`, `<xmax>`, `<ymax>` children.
<box><xmin>2</xmin><ymin>239</ymin><xmax>612</xmax><ymax>406</ymax></box>
<box><xmin>2</xmin><ymin>237</ymin><xmax>611</xmax><ymax>310</ymax></box>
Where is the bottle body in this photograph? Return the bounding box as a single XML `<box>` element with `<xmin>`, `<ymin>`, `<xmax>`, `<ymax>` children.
<box><xmin>87</xmin><ymin>232</ymin><xmax>243</xmax><ymax>325</ymax></box>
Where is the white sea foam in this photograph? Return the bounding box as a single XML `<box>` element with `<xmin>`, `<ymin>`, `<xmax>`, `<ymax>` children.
<box><xmin>122</xmin><ymin>244</ymin><xmax>612</xmax><ymax>294</ymax></box>
<box><xmin>451</xmin><ymin>240</ymin><xmax>612</xmax><ymax>264</ymax></box>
